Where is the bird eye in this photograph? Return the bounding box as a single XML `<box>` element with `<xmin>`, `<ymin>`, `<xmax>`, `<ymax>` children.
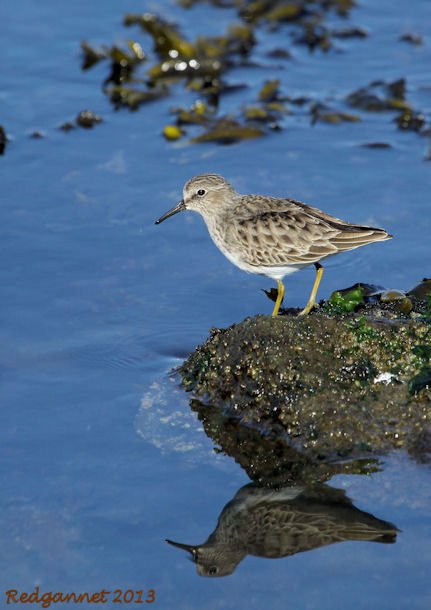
<box><xmin>197</xmin><ymin>189</ymin><xmax>206</xmax><ymax>197</ymax></box>
<box><xmin>208</xmin><ymin>566</ymin><xmax>218</xmax><ymax>576</ymax></box>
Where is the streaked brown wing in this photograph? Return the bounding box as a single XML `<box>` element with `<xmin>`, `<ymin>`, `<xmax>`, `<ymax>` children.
<box><xmin>226</xmin><ymin>200</ymin><xmax>389</xmax><ymax>268</ymax></box>
<box><xmin>226</xmin><ymin>207</ymin><xmax>340</xmax><ymax>267</ymax></box>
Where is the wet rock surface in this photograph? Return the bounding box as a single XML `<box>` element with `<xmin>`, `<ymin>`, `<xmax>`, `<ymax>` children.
<box><xmin>180</xmin><ymin>287</ymin><xmax>431</xmax><ymax>462</ymax></box>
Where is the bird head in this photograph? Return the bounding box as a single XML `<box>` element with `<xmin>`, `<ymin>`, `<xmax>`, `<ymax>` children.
<box><xmin>155</xmin><ymin>173</ymin><xmax>237</xmax><ymax>224</ymax></box>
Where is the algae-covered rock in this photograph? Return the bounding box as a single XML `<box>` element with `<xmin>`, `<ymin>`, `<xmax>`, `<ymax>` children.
<box><xmin>180</xmin><ymin>312</ymin><xmax>431</xmax><ymax>461</ymax></box>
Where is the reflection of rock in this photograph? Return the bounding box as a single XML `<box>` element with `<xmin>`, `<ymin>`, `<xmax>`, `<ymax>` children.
<box><xmin>167</xmin><ymin>483</ymin><xmax>398</xmax><ymax>577</ymax></box>
<box><xmin>180</xmin><ymin>311</ymin><xmax>431</xmax><ymax>461</ymax></box>
<box><xmin>189</xmin><ymin>398</ymin><xmax>381</xmax><ymax>486</ymax></box>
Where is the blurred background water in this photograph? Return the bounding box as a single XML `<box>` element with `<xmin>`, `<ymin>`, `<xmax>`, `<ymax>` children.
<box><xmin>1</xmin><ymin>0</ymin><xmax>431</xmax><ymax>608</ymax></box>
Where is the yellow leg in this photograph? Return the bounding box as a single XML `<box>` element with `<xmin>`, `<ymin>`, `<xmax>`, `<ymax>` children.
<box><xmin>272</xmin><ymin>279</ymin><xmax>285</xmax><ymax>317</ymax></box>
<box><xmin>298</xmin><ymin>263</ymin><xmax>324</xmax><ymax>316</ymax></box>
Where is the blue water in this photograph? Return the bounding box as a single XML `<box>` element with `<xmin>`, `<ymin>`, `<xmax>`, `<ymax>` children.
<box><xmin>1</xmin><ymin>0</ymin><xmax>431</xmax><ymax>608</ymax></box>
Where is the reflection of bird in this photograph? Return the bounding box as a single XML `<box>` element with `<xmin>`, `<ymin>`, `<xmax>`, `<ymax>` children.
<box><xmin>155</xmin><ymin>174</ymin><xmax>392</xmax><ymax>316</ymax></box>
<box><xmin>166</xmin><ymin>483</ymin><xmax>398</xmax><ymax>577</ymax></box>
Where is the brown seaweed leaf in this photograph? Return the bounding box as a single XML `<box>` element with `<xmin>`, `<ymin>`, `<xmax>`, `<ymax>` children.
<box><xmin>258</xmin><ymin>79</ymin><xmax>282</xmax><ymax>102</ymax></box>
<box><xmin>81</xmin><ymin>41</ymin><xmax>107</xmax><ymax>70</ymax></box>
<box><xmin>311</xmin><ymin>103</ymin><xmax>361</xmax><ymax>124</ymax></box>
<box><xmin>124</xmin><ymin>13</ymin><xmax>196</xmax><ymax>59</ymax></box>
<box><xmin>399</xmin><ymin>33</ymin><xmax>423</xmax><ymax>46</ymax></box>
<box><xmin>239</xmin><ymin>1</ymin><xmax>310</xmax><ymax>24</ymax></box>
<box><xmin>105</xmin><ymin>85</ymin><xmax>169</xmax><ymax>110</ymax></box>
<box><xmin>346</xmin><ymin>78</ymin><xmax>411</xmax><ymax>112</ymax></box>
<box><xmin>148</xmin><ymin>57</ymin><xmax>223</xmax><ymax>83</ymax></box>
<box><xmin>191</xmin><ymin>118</ymin><xmax>265</xmax><ymax>143</ymax></box>
<box><xmin>394</xmin><ymin>109</ymin><xmax>426</xmax><ymax>132</ymax></box>
<box><xmin>294</xmin><ymin>22</ymin><xmax>332</xmax><ymax>52</ymax></box>
<box><xmin>172</xmin><ymin>100</ymin><xmax>215</xmax><ymax>125</ymax></box>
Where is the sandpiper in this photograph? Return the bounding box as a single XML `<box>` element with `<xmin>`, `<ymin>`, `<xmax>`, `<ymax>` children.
<box><xmin>166</xmin><ymin>483</ymin><xmax>398</xmax><ymax>577</ymax></box>
<box><xmin>155</xmin><ymin>174</ymin><xmax>392</xmax><ymax>316</ymax></box>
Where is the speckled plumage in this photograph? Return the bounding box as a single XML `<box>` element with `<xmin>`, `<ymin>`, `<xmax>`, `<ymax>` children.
<box><xmin>166</xmin><ymin>483</ymin><xmax>398</xmax><ymax>577</ymax></box>
<box><xmin>156</xmin><ymin>173</ymin><xmax>392</xmax><ymax>315</ymax></box>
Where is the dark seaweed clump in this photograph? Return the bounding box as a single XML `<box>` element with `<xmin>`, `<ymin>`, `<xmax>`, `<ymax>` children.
<box><xmin>0</xmin><ymin>125</ymin><xmax>8</xmax><ymax>155</ymax></box>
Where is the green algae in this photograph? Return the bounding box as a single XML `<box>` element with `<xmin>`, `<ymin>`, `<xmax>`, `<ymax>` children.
<box><xmin>326</xmin><ymin>285</ymin><xmax>365</xmax><ymax>313</ymax></box>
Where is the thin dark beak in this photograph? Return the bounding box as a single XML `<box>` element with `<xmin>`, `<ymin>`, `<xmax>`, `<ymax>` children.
<box><xmin>155</xmin><ymin>200</ymin><xmax>186</xmax><ymax>225</ymax></box>
<box><xmin>166</xmin><ymin>539</ymin><xmax>198</xmax><ymax>562</ymax></box>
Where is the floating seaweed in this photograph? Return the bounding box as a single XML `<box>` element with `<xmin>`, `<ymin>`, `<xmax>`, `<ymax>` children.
<box><xmin>331</xmin><ymin>26</ymin><xmax>367</xmax><ymax>39</ymax></box>
<box><xmin>76</xmin><ymin>110</ymin><xmax>103</xmax><ymax>128</ymax></box>
<box><xmin>294</xmin><ymin>22</ymin><xmax>332</xmax><ymax>52</ymax></box>
<box><xmin>81</xmin><ymin>41</ymin><xmax>107</xmax><ymax>70</ymax></box>
<box><xmin>0</xmin><ymin>125</ymin><xmax>8</xmax><ymax>155</ymax></box>
<box><xmin>191</xmin><ymin>118</ymin><xmax>265</xmax><ymax>144</ymax></box>
<box><xmin>346</xmin><ymin>78</ymin><xmax>411</xmax><ymax>112</ymax></box>
<box><xmin>124</xmin><ymin>13</ymin><xmax>197</xmax><ymax>59</ymax></box>
<box><xmin>172</xmin><ymin>100</ymin><xmax>214</xmax><ymax>125</ymax></box>
<box><xmin>399</xmin><ymin>33</ymin><xmax>423</xmax><ymax>46</ymax></box>
<box><xmin>81</xmin><ymin>40</ymin><xmax>146</xmax><ymax>85</ymax></box>
<box><xmin>346</xmin><ymin>78</ymin><xmax>430</xmax><ymax>142</ymax></box>
<box><xmin>266</xmin><ymin>48</ymin><xmax>292</xmax><ymax>59</ymax></box>
<box><xmin>310</xmin><ymin>103</ymin><xmax>361</xmax><ymax>124</ymax></box>
<box><xmin>59</xmin><ymin>111</ymin><xmax>103</xmax><ymax>131</ymax></box>
<box><xmin>106</xmin><ymin>85</ymin><xmax>169</xmax><ymax>110</ymax></box>
<box><xmin>394</xmin><ymin>109</ymin><xmax>426</xmax><ymax>132</ymax></box>
<box><xmin>59</xmin><ymin>122</ymin><xmax>76</xmax><ymax>132</ymax></box>
<box><xmin>70</xmin><ymin>2</ymin><xmax>427</xmax><ymax>152</ymax></box>
<box><xmin>360</xmin><ymin>142</ymin><xmax>392</xmax><ymax>149</ymax></box>
<box><xmin>258</xmin><ymin>79</ymin><xmax>282</xmax><ymax>103</ymax></box>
